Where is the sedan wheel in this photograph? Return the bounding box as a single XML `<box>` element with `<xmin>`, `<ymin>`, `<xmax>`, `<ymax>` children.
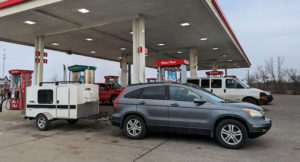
<box><xmin>216</xmin><ymin>119</ymin><xmax>247</xmax><ymax>149</ymax></box>
<box><xmin>123</xmin><ymin>115</ymin><xmax>146</xmax><ymax>139</ymax></box>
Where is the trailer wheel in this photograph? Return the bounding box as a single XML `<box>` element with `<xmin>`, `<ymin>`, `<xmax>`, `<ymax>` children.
<box><xmin>67</xmin><ymin>119</ymin><xmax>78</xmax><ymax>124</ymax></box>
<box><xmin>36</xmin><ymin>114</ymin><xmax>50</xmax><ymax>131</ymax></box>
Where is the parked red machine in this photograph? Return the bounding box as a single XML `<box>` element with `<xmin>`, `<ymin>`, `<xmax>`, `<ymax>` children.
<box><xmin>95</xmin><ymin>75</ymin><xmax>123</xmax><ymax>104</ymax></box>
<box><xmin>9</xmin><ymin>69</ymin><xmax>33</xmax><ymax>110</ymax></box>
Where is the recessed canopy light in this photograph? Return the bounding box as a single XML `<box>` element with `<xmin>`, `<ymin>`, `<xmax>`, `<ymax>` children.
<box><xmin>158</xmin><ymin>43</ymin><xmax>165</xmax><ymax>46</ymax></box>
<box><xmin>51</xmin><ymin>42</ymin><xmax>59</xmax><ymax>46</ymax></box>
<box><xmin>78</xmin><ymin>8</ymin><xmax>90</xmax><ymax>13</ymax></box>
<box><xmin>120</xmin><ymin>48</ymin><xmax>126</xmax><ymax>51</ymax></box>
<box><xmin>90</xmin><ymin>51</ymin><xmax>96</xmax><ymax>54</ymax></box>
<box><xmin>236</xmin><ymin>66</ymin><xmax>241</xmax><ymax>68</ymax></box>
<box><xmin>86</xmin><ymin>38</ymin><xmax>93</xmax><ymax>41</ymax></box>
<box><xmin>130</xmin><ymin>32</ymin><xmax>133</xmax><ymax>35</ymax></box>
<box><xmin>222</xmin><ymin>54</ymin><xmax>228</xmax><ymax>57</ymax></box>
<box><xmin>180</xmin><ymin>22</ymin><xmax>190</xmax><ymax>27</ymax></box>
<box><xmin>177</xmin><ymin>51</ymin><xmax>183</xmax><ymax>54</ymax></box>
<box><xmin>118</xmin><ymin>57</ymin><xmax>122</xmax><ymax>59</ymax></box>
<box><xmin>213</xmin><ymin>48</ymin><xmax>219</xmax><ymax>50</ymax></box>
<box><xmin>233</xmin><ymin>63</ymin><xmax>237</xmax><ymax>66</ymax></box>
<box><xmin>228</xmin><ymin>59</ymin><xmax>233</xmax><ymax>62</ymax></box>
<box><xmin>24</xmin><ymin>20</ymin><xmax>36</xmax><ymax>25</ymax></box>
<box><xmin>200</xmin><ymin>37</ymin><xmax>207</xmax><ymax>41</ymax></box>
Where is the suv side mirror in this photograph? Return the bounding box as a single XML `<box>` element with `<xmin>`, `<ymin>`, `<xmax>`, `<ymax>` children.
<box><xmin>193</xmin><ymin>98</ymin><xmax>206</xmax><ymax>105</ymax></box>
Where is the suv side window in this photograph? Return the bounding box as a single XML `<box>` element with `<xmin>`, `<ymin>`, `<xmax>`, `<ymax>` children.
<box><xmin>211</xmin><ymin>79</ymin><xmax>222</xmax><ymax>88</ymax></box>
<box><xmin>38</xmin><ymin>90</ymin><xmax>53</xmax><ymax>104</ymax></box>
<box><xmin>201</xmin><ymin>79</ymin><xmax>209</xmax><ymax>88</ymax></box>
<box><xmin>124</xmin><ymin>88</ymin><xmax>143</xmax><ymax>99</ymax></box>
<box><xmin>226</xmin><ymin>79</ymin><xmax>244</xmax><ymax>89</ymax></box>
<box><xmin>169</xmin><ymin>86</ymin><xmax>200</xmax><ymax>102</ymax></box>
<box><xmin>141</xmin><ymin>86</ymin><xmax>167</xmax><ymax>100</ymax></box>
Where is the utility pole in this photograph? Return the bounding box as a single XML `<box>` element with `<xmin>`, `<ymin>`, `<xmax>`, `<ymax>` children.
<box><xmin>3</xmin><ymin>49</ymin><xmax>6</xmax><ymax>78</ymax></box>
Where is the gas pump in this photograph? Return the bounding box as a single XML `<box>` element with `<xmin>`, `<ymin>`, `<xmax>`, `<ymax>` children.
<box><xmin>206</xmin><ymin>71</ymin><xmax>224</xmax><ymax>78</ymax></box>
<box><xmin>68</xmin><ymin>65</ymin><xmax>96</xmax><ymax>84</ymax></box>
<box><xmin>156</xmin><ymin>59</ymin><xmax>189</xmax><ymax>83</ymax></box>
<box><xmin>9</xmin><ymin>69</ymin><xmax>33</xmax><ymax>110</ymax></box>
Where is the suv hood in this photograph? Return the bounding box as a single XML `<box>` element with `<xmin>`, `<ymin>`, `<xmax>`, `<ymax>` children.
<box><xmin>219</xmin><ymin>101</ymin><xmax>264</xmax><ymax>112</ymax></box>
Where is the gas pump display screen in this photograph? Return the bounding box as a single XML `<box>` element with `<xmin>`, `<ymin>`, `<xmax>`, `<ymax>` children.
<box><xmin>167</xmin><ymin>71</ymin><xmax>177</xmax><ymax>82</ymax></box>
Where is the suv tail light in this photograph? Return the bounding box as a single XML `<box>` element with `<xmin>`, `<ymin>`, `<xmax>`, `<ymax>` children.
<box><xmin>114</xmin><ymin>88</ymin><xmax>126</xmax><ymax>109</ymax></box>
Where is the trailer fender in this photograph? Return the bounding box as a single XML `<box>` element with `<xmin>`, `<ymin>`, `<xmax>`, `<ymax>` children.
<box><xmin>37</xmin><ymin>112</ymin><xmax>54</xmax><ymax>121</ymax></box>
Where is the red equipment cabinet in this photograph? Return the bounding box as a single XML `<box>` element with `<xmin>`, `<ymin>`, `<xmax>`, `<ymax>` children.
<box><xmin>8</xmin><ymin>69</ymin><xmax>33</xmax><ymax>110</ymax></box>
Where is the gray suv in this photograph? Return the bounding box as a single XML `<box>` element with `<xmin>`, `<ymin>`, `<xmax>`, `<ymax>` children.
<box><xmin>111</xmin><ymin>82</ymin><xmax>271</xmax><ymax>149</ymax></box>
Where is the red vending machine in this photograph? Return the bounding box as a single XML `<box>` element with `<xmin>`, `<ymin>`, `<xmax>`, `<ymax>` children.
<box><xmin>9</xmin><ymin>69</ymin><xmax>33</xmax><ymax>110</ymax></box>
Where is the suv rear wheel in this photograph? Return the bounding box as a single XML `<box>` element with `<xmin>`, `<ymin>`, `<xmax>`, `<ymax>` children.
<box><xmin>123</xmin><ymin>115</ymin><xmax>146</xmax><ymax>139</ymax></box>
<box><xmin>215</xmin><ymin>119</ymin><xmax>248</xmax><ymax>149</ymax></box>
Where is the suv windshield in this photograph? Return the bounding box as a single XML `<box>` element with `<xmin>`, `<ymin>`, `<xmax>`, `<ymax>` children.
<box><xmin>184</xmin><ymin>83</ymin><xmax>225</xmax><ymax>103</ymax></box>
<box><xmin>236</xmin><ymin>79</ymin><xmax>251</xmax><ymax>88</ymax></box>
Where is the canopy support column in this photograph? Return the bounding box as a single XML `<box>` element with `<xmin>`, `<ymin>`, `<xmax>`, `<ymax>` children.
<box><xmin>120</xmin><ymin>54</ymin><xmax>128</xmax><ymax>87</ymax></box>
<box><xmin>132</xmin><ymin>15</ymin><xmax>146</xmax><ymax>84</ymax></box>
<box><xmin>33</xmin><ymin>35</ymin><xmax>45</xmax><ymax>85</ymax></box>
<box><xmin>189</xmin><ymin>48</ymin><xmax>198</xmax><ymax>78</ymax></box>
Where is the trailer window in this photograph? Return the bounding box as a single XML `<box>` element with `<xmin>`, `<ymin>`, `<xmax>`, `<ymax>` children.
<box><xmin>201</xmin><ymin>79</ymin><xmax>209</xmax><ymax>88</ymax></box>
<box><xmin>211</xmin><ymin>79</ymin><xmax>222</xmax><ymax>88</ymax></box>
<box><xmin>38</xmin><ymin>90</ymin><xmax>53</xmax><ymax>104</ymax></box>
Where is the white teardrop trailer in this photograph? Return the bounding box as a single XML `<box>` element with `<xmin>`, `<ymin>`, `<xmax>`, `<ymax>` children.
<box><xmin>25</xmin><ymin>81</ymin><xmax>108</xmax><ymax>131</ymax></box>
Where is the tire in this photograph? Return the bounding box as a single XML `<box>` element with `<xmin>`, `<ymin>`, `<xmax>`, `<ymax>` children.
<box><xmin>36</xmin><ymin>114</ymin><xmax>51</xmax><ymax>131</ymax></box>
<box><xmin>111</xmin><ymin>96</ymin><xmax>117</xmax><ymax>104</ymax></box>
<box><xmin>215</xmin><ymin>119</ymin><xmax>248</xmax><ymax>149</ymax></box>
<box><xmin>243</xmin><ymin>97</ymin><xmax>257</xmax><ymax>105</ymax></box>
<box><xmin>67</xmin><ymin>119</ymin><xmax>78</xmax><ymax>124</ymax></box>
<box><xmin>123</xmin><ymin>115</ymin><xmax>147</xmax><ymax>139</ymax></box>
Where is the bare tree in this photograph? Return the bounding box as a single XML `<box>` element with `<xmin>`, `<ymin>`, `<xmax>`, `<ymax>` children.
<box><xmin>257</xmin><ymin>65</ymin><xmax>268</xmax><ymax>89</ymax></box>
<box><xmin>277</xmin><ymin>56</ymin><xmax>285</xmax><ymax>84</ymax></box>
<box><xmin>265</xmin><ymin>57</ymin><xmax>276</xmax><ymax>84</ymax></box>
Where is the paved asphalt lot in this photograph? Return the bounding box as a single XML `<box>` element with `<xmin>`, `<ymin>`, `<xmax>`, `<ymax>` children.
<box><xmin>0</xmin><ymin>94</ymin><xmax>299</xmax><ymax>162</ymax></box>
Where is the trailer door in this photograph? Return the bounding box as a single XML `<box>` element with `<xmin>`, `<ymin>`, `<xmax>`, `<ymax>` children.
<box><xmin>56</xmin><ymin>86</ymin><xmax>70</xmax><ymax>118</ymax></box>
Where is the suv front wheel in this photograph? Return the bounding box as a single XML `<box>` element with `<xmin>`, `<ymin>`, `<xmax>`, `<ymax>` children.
<box><xmin>215</xmin><ymin>119</ymin><xmax>248</xmax><ymax>149</ymax></box>
<box><xmin>123</xmin><ymin>115</ymin><xmax>146</xmax><ymax>139</ymax></box>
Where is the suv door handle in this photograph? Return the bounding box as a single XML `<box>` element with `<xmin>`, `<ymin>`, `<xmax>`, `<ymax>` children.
<box><xmin>29</xmin><ymin>100</ymin><xmax>35</xmax><ymax>103</ymax></box>
<box><xmin>57</xmin><ymin>100</ymin><xmax>60</xmax><ymax>104</ymax></box>
<box><xmin>211</xmin><ymin>89</ymin><xmax>213</xmax><ymax>93</ymax></box>
<box><xmin>170</xmin><ymin>103</ymin><xmax>179</xmax><ymax>107</ymax></box>
<box><xmin>224</xmin><ymin>89</ymin><xmax>226</xmax><ymax>93</ymax></box>
<box><xmin>138</xmin><ymin>101</ymin><xmax>145</xmax><ymax>105</ymax></box>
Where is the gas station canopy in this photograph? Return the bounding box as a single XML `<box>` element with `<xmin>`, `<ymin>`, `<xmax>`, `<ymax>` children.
<box><xmin>0</xmin><ymin>0</ymin><xmax>250</xmax><ymax>69</ymax></box>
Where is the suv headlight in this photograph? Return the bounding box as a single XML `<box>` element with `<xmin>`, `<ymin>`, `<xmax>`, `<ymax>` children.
<box><xmin>243</xmin><ymin>108</ymin><xmax>263</xmax><ymax>117</ymax></box>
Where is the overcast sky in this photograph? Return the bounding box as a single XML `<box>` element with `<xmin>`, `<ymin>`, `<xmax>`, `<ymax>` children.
<box><xmin>0</xmin><ymin>0</ymin><xmax>299</xmax><ymax>82</ymax></box>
